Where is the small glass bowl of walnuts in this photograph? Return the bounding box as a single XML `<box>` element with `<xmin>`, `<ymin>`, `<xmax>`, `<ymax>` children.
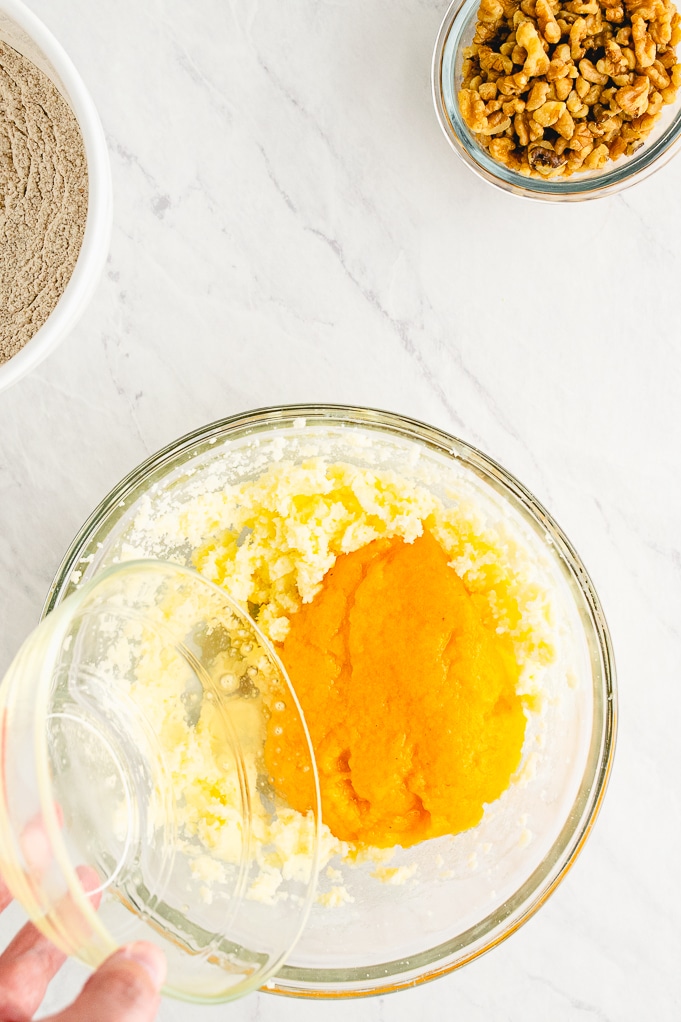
<box><xmin>432</xmin><ymin>0</ymin><xmax>681</xmax><ymax>199</ymax></box>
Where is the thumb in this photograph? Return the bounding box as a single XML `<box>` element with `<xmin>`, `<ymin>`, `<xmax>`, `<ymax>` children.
<box><xmin>49</xmin><ymin>943</ymin><xmax>166</xmax><ymax>1022</ymax></box>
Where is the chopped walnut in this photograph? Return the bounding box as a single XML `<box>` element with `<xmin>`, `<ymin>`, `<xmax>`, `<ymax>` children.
<box><xmin>526</xmin><ymin>80</ymin><xmax>552</xmax><ymax>107</ymax></box>
<box><xmin>571</xmin><ymin>18</ymin><xmax>589</xmax><ymax>58</ymax></box>
<box><xmin>616</xmin><ymin>74</ymin><xmax>651</xmax><ymax>112</ymax></box>
<box><xmin>459</xmin><ymin>0</ymin><xmax>681</xmax><ymax>178</ymax></box>
<box><xmin>556</xmin><ymin>106</ymin><xmax>578</xmax><ymax>134</ymax></box>
<box><xmin>579</xmin><ymin>57</ymin><xmax>610</xmax><ymax>82</ymax></box>
<box><xmin>528</xmin><ymin>140</ymin><xmax>569</xmax><ymax>171</ymax></box>
<box><xmin>537</xmin><ymin>0</ymin><xmax>563</xmax><ymax>42</ymax></box>
<box><xmin>632</xmin><ymin>14</ymin><xmax>657</xmax><ymax>65</ymax></box>
<box><xmin>646</xmin><ymin>58</ymin><xmax>672</xmax><ymax>85</ymax></box>
<box><xmin>488</xmin><ymin>137</ymin><xmax>516</xmax><ymax>164</ymax></box>
<box><xmin>533</xmin><ymin>99</ymin><xmax>569</xmax><ymax>123</ymax></box>
<box><xmin>517</xmin><ymin>21</ymin><xmax>553</xmax><ymax>75</ymax></box>
<box><xmin>584</xmin><ymin>141</ymin><xmax>611</xmax><ymax>165</ymax></box>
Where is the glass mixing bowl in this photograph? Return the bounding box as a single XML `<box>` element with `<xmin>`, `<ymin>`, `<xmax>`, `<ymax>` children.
<box><xmin>432</xmin><ymin>0</ymin><xmax>681</xmax><ymax>201</ymax></box>
<box><xmin>45</xmin><ymin>404</ymin><xmax>616</xmax><ymax>998</ymax></box>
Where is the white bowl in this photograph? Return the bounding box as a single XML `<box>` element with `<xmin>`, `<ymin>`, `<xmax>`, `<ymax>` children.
<box><xmin>0</xmin><ymin>0</ymin><xmax>112</xmax><ymax>393</ymax></box>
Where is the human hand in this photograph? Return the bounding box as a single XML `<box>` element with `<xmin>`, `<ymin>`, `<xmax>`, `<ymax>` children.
<box><xmin>0</xmin><ymin>869</ymin><xmax>166</xmax><ymax>1022</ymax></box>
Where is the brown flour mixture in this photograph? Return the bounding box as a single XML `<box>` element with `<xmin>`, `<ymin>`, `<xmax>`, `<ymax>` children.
<box><xmin>0</xmin><ymin>39</ymin><xmax>87</xmax><ymax>365</ymax></box>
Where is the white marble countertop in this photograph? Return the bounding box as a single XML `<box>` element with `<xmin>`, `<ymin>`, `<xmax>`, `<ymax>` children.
<box><xmin>1</xmin><ymin>0</ymin><xmax>679</xmax><ymax>1018</ymax></box>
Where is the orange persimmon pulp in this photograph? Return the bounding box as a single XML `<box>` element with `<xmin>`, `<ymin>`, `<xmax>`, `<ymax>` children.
<box><xmin>265</xmin><ymin>531</ymin><xmax>526</xmax><ymax>848</ymax></box>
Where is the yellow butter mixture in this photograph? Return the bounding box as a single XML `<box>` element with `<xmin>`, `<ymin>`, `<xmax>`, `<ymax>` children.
<box><xmin>119</xmin><ymin>458</ymin><xmax>558</xmax><ymax>900</ymax></box>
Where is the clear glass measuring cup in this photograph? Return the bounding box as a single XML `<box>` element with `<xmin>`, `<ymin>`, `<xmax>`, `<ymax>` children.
<box><xmin>0</xmin><ymin>561</ymin><xmax>321</xmax><ymax>1003</ymax></box>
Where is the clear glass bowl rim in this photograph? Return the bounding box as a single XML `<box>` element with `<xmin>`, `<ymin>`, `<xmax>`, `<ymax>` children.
<box><xmin>44</xmin><ymin>403</ymin><xmax>618</xmax><ymax>999</ymax></box>
<box><xmin>431</xmin><ymin>0</ymin><xmax>681</xmax><ymax>202</ymax></box>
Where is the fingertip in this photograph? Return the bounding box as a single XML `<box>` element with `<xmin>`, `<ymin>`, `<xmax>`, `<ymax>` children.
<box><xmin>69</xmin><ymin>943</ymin><xmax>166</xmax><ymax>1021</ymax></box>
<box><xmin>117</xmin><ymin>942</ymin><xmax>167</xmax><ymax>990</ymax></box>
